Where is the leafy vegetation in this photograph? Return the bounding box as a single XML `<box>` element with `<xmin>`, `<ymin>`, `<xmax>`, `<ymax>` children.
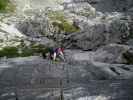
<box><xmin>0</xmin><ymin>43</ymin><xmax>49</xmax><ymax>58</ymax></box>
<box><xmin>0</xmin><ymin>0</ymin><xmax>15</xmax><ymax>12</ymax></box>
<box><xmin>0</xmin><ymin>47</ymin><xmax>19</xmax><ymax>58</ymax></box>
<box><xmin>48</xmin><ymin>11</ymin><xmax>80</xmax><ymax>33</ymax></box>
<box><xmin>30</xmin><ymin>44</ymin><xmax>48</xmax><ymax>53</ymax></box>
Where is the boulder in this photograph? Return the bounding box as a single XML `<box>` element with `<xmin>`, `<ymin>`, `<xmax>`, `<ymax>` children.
<box><xmin>64</xmin><ymin>44</ymin><xmax>133</xmax><ymax>64</ymax></box>
<box><xmin>93</xmin><ymin>44</ymin><xmax>130</xmax><ymax>64</ymax></box>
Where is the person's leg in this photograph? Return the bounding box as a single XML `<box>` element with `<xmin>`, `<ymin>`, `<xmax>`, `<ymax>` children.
<box><xmin>53</xmin><ymin>52</ymin><xmax>57</xmax><ymax>61</ymax></box>
<box><xmin>42</xmin><ymin>51</ymin><xmax>47</xmax><ymax>59</ymax></box>
<box><xmin>49</xmin><ymin>48</ymin><xmax>54</xmax><ymax>60</ymax></box>
<box><xmin>59</xmin><ymin>51</ymin><xmax>64</xmax><ymax>57</ymax></box>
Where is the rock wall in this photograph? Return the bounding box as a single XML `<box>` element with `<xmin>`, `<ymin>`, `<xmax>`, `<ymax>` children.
<box><xmin>70</xmin><ymin>0</ymin><xmax>133</xmax><ymax>12</ymax></box>
<box><xmin>62</xmin><ymin>0</ymin><xmax>132</xmax><ymax>50</ymax></box>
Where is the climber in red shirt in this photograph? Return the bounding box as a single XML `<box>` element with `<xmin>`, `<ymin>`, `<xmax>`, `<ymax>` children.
<box><xmin>52</xmin><ymin>47</ymin><xmax>65</xmax><ymax>61</ymax></box>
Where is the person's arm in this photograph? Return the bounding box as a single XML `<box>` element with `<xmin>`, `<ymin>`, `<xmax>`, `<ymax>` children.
<box><xmin>59</xmin><ymin>51</ymin><xmax>65</xmax><ymax>61</ymax></box>
<box><xmin>59</xmin><ymin>51</ymin><xmax>64</xmax><ymax>57</ymax></box>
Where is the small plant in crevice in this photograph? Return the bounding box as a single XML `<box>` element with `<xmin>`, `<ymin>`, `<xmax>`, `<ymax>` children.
<box><xmin>52</xmin><ymin>21</ymin><xmax>80</xmax><ymax>33</ymax></box>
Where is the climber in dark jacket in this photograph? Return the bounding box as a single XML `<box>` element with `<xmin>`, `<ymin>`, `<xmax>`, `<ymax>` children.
<box><xmin>42</xmin><ymin>47</ymin><xmax>65</xmax><ymax>61</ymax></box>
<box><xmin>50</xmin><ymin>47</ymin><xmax>65</xmax><ymax>61</ymax></box>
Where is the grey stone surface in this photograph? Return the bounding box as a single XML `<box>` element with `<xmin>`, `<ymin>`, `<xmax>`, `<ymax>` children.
<box><xmin>65</xmin><ymin>15</ymin><xmax>130</xmax><ymax>50</ymax></box>
<box><xmin>0</xmin><ymin>56</ymin><xmax>133</xmax><ymax>99</ymax></box>
<box><xmin>70</xmin><ymin>0</ymin><xmax>133</xmax><ymax>12</ymax></box>
<box><xmin>0</xmin><ymin>0</ymin><xmax>133</xmax><ymax>99</ymax></box>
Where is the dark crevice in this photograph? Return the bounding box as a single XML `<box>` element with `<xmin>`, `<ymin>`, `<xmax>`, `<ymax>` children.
<box><xmin>110</xmin><ymin>67</ymin><xmax>121</xmax><ymax>75</ymax></box>
<box><xmin>119</xmin><ymin>66</ymin><xmax>130</xmax><ymax>71</ymax></box>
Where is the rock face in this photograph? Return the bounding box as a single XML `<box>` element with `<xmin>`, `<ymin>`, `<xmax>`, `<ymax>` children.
<box><xmin>12</xmin><ymin>0</ymin><xmax>63</xmax><ymax>14</ymax></box>
<box><xmin>93</xmin><ymin>44</ymin><xmax>130</xmax><ymax>64</ymax></box>
<box><xmin>15</xmin><ymin>0</ymin><xmax>132</xmax><ymax>50</ymax></box>
<box><xmin>16</xmin><ymin>12</ymin><xmax>56</xmax><ymax>47</ymax></box>
<box><xmin>64</xmin><ymin>2</ymin><xmax>96</xmax><ymax>17</ymax></box>
<box><xmin>70</xmin><ymin>0</ymin><xmax>133</xmax><ymax>12</ymax></box>
<box><xmin>0</xmin><ymin>56</ymin><xmax>133</xmax><ymax>82</ymax></box>
<box><xmin>65</xmin><ymin>14</ymin><xmax>130</xmax><ymax>50</ymax></box>
<box><xmin>60</xmin><ymin>0</ymin><xmax>132</xmax><ymax>50</ymax></box>
<box><xmin>89</xmin><ymin>0</ymin><xmax>133</xmax><ymax>12</ymax></box>
<box><xmin>0</xmin><ymin>0</ymin><xmax>133</xmax><ymax>100</ymax></box>
<box><xmin>16</xmin><ymin>13</ymin><xmax>50</xmax><ymax>38</ymax></box>
<box><xmin>0</xmin><ymin>56</ymin><xmax>133</xmax><ymax>100</ymax></box>
<box><xmin>64</xmin><ymin>43</ymin><xmax>132</xmax><ymax>64</ymax></box>
<box><xmin>0</xmin><ymin>22</ymin><xmax>25</xmax><ymax>49</ymax></box>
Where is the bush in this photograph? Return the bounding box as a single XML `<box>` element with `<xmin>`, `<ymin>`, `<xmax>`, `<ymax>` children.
<box><xmin>52</xmin><ymin>21</ymin><xmax>79</xmax><ymax>33</ymax></box>
<box><xmin>19</xmin><ymin>48</ymin><xmax>34</xmax><ymax>57</ymax></box>
<box><xmin>0</xmin><ymin>46</ymin><xmax>38</xmax><ymax>58</ymax></box>
<box><xmin>48</xmin><ymin>11</ymin><xmax>80</xmax><ymax>33</ymax></box>
<box><xmin>0</xmin><ymin>0</ymin><xmax>15</xmax><ymax>12</ymax></box>
<box><xmin>0</xmin><ymin>47</ymin><xmax>19</xmax><ymax>58</ymax></box>
<box><xmin>62</xmin><ymin>21</ymin><xmax>80</xmax><ymax>33</ymax></box>
<box><xmin>0</xmin><ymin>43</ymin><xmax>53</xmax><ymax>58</ymax></box>
<box><xmin>0</xmin><ymin>0</ymin><xmax>8</xmax><ymax>10</ymax></box>
<box><xmin>31</xmin><ymin>44</ymin><xmax>46</xmax><ymax>53</ymax></box>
